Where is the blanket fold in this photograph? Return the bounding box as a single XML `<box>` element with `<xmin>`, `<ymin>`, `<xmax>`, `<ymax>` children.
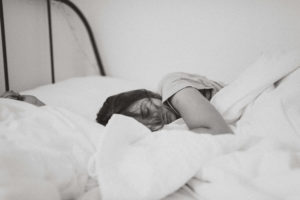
<box><xmin>94</xmin><ymin>115</ymin><xmax>246</xmax><ymax>200</ymax></box>
<box><xmin>94</xmin><ymin>50</ymin><xmax>300</xmax><ymax>200</ymax></box>
<box><xmin>211</xmin><ymin>50</ymin><xmax>300</xmax><ymax>124</ymax></box>
<box><xmin>0</xmin><ymin>99</ymin><xmax>103</xmax><ymax>200</ymax></box>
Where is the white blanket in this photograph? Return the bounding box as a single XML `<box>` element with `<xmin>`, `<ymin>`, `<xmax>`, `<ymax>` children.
<box><xmin>211</xmin><ymin>50</ymin><xmax>300</xmax><ymax>124</ymax></box>
<box><xmin>93</xmin><ymin>51</ymin><xmax>300</xmax><ymax>200</ymax></box>
<box><xmin>0</xmin><ymin>100</ymin><xmax>104</xmax><ymax>200</ymax></box>
<box><xmin>1</xmin><ymin>51</ymin><xmax>299</xmax><ymax>200</ymax></box>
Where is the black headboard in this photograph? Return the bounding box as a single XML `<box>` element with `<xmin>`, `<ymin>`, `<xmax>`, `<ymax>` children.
<box><xmin>0</xmin><ymin>0</ymin><xmax>106</xmax><ymax>91</ymax></box>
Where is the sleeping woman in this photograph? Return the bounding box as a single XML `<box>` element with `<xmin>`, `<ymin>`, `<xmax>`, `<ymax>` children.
<box><xmin>96</xmin><ymin>72</ymin><xmax>232</xmax><ymax>134</ymax></box>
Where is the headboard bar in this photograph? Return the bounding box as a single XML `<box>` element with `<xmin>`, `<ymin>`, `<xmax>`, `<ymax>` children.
<box><xmin>0</xmin><ymin>0</ymin><xmax>9</xmax><ymax>91</ymax></box>
<box><xmin>0</xmin><ymin>0</ymin><xmax>106</xmax><ymax>92</ymax></box>
<box><xmin>55</xmin><ymin>0</ymin><xmax>106</xmax><ymax>76</ymax></box>
<box><xmin>47</xmin><ymin>0</ymin><xmax>55</xmax><ymax>84</ymax></box>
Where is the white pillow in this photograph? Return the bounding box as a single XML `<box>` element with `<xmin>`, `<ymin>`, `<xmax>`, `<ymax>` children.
<box><xmin>22</xmin><ymin>76</ymin><xmax>146</xmax><ymax>120</ymax></box>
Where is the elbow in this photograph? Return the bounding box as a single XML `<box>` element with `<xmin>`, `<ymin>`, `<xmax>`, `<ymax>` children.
<box><xmin>190</xmin><ymin>125</ymin><xmax>233</xmax><ymax>135</ymax></box>
<box><xmin>213</xmin><ymin>126</ymin><xmax>233</xmax><ymax>134</ymax></box>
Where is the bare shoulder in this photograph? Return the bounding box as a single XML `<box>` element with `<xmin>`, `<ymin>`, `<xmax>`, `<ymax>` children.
<box><xmin>171</xmin><ymin>87</ymin><xmax>232</xmax><ymax>134</ymax></box>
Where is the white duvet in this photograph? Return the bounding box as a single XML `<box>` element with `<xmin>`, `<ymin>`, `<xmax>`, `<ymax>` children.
<box><xmin>0</xmin><ymin>51</ymin><xmax>300</xmax><ymax>200</ymax></box>
<box><xmin>92</xmin><ymin>51</ymin><xmax>300</xmax><ymax>200</ymax></box>
<box><xmin>0</xmin><ymin>100</ymin><xmax>104</xmax><ymax>200</ymax></box>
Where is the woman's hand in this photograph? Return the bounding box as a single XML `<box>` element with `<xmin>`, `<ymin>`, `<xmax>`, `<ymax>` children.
<box><xmin>0</xmin><ymin>90</ymin><xmax>22</xmax><ymax>99</ymax></box>
<box><xmin>169</xmin><ymin>87</ymin><xmax>232</xmax><ymax>134</ymax></box>
<box><xmin>1</xmin><ymin>90</ymin><xmax>45</xmax><ymax>107</ymax></box>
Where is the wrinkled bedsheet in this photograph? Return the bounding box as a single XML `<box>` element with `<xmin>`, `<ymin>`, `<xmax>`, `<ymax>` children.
<box><xmin>0</xmin><ymin>100</ymin><xmax>104</xmax><ymax>200</ymax></box>
<box><xmin>0</xmin><ymin>51</ymin><xmax>300</xmax><ymax>200</ymax></box>
<box><xmin>92</xmin><ymin>51</ymin><xmax>300</xmax><ymax>200</ymax></box>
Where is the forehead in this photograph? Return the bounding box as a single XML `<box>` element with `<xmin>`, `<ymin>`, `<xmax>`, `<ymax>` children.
<box><xmin>127</xmin><ymin>98</ymin><xmax>162</xmax><ymax>113</ymax></box>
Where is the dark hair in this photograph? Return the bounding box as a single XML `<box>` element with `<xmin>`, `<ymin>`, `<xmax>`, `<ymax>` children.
<box><xmin>96</xmin><ymin>89</ymin><xmax>161</xmax><ymax>126</ymax></box>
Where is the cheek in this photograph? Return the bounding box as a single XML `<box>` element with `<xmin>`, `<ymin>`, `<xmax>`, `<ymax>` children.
<box><xmin>135</xmin><ymin>115</ymin><xmax>164</xmax><ymax>131</ymax></box>
<box><xmin>163</xmin><ymin>109</ymin><xmax>177</xmax><ymax>124</ymax></box>
<box><xmin>135</xmin><ymin>117</ymin><xmax>151</xmax><ymax>127</ymax></box>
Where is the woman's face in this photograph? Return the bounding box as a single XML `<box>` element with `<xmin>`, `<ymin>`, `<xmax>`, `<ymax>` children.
<box><xmin>125</xmin><ymin>98</ymin><xmax>177</xmax><ymax>131</ymax></box>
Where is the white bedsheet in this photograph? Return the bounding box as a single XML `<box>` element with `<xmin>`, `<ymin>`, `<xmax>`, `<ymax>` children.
<box><xmin>184</xmin><ymin>67</ymin><xmax>300</xmax><ymax>200</ymax></box>
<box><xmin>1</xmin><ymin>51</ymin><xmax>299</xmax><ymax>200</ymax></box>
<box><xmin>0</xmin><ymin>100</ymin><xmax>104</xmax><ymax>200</ymax></box>
<box><xmin>0</xmin><ymin>76</ymin><xmax>147</xmax><ymax>200</ymax></box>
<box><xmin>92</xmin><ymin>51</ymin><xmax>300</xmax><ymax>200</ymax></box>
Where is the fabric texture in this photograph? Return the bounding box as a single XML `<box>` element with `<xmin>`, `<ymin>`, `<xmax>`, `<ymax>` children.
<box><xmin>0</xmin><ymin>99</ymin><xmax>104</xmax><ymax>200</ymax></box>
<box><xmin>157</xmin><ymin>72</ymin><xmax>224</xmax><ymax>103</ymax></box>
<box><xmin>211</xmin><ymin>50</ymin><xmax>300</xmax><ymax>124</ymax></box>
<box><xmin>92</xmin><ymin>51</ymin><xmax>300</xmax><ymax>200</ymax></box>
<box><xmin>93</xmin><ymin>114</ymin><xmax>236</xmax><ymax>200</ymax></box>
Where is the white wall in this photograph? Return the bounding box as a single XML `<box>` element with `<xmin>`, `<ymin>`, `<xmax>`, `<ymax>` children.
<box><xmin>0</xmin><ymin>0</ymin><xmax>99</xmax><ymax>94</ymax></box>
<box><xmin>82</xmin><ymin>0</ymin><xmax>300</xmax><ymax>86</ymax></box>
<box><xmin>1</xmin><ymin>0</ymin><xmax>300</xmax><ymax>94</ymax></box>
<box><xmin>51</xmin><ymin>1</ymin><xmax>99</xmax><ymax>81</ymax></box>
<box><xmin>1</xmin><ymin>0</ymin><xmax>51</xmax><ymax>93</ymax></box>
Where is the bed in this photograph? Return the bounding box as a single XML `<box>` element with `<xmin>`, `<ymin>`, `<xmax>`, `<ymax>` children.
<box><xmin>1</xmin><ymin>1</ymin><xmax>300</xmax><ymax>200</ymax></box>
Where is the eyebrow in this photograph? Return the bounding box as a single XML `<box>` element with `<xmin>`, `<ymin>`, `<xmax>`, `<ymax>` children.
<box><xmin>124</xmin><ymin>99</ymin><xmax>149</xmax><ymax>117</ymax></box>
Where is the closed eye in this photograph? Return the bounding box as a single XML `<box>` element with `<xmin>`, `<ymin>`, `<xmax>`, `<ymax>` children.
<box><xmin>141</xmin><ymin>107</ymin><xmax>150</xmax><ymax>118</ymax></box>
<box><xmin>140</xmin><ymin>100</ymin><xmax>155</xmax><ymax>118</ymax></box>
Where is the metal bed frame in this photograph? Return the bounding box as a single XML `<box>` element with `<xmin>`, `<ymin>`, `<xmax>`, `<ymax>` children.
<box><xmin>0</xmin><ymin>0</ymin><xmax>106</xmax><ymax>91</ymax></box>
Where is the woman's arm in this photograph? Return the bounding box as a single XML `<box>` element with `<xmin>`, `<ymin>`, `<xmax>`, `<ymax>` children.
<box><xmin>170</xmin><ymin>87</ymin><xmax>232</xmax><ymax>134</ymax></box>
<box><xmin>1</xmin><ymin>90</ymin><xmax>45</xmax><ymax>106</ymax></box>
